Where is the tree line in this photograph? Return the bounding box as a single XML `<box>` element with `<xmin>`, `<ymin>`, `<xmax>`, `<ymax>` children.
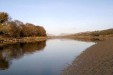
<box><xmin>0</xmin><ymin>12</ymin><xmax>46</xmax><ymax>38</ymax></box>
<box><xmin>72</xmin><ymin>29</ymin><xmax>113</xmax><ymax>36</ymax></box>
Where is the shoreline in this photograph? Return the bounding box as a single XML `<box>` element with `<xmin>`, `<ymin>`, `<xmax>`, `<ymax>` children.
<box><xmin>48</xmin><ymin>34</ymin><xmax>113</xmax><ymax>41</ymax></box>
<box><xmin>62</xmin><ymin>38</ymin><xmax>113</xmax><ymax>75</ymax></box>
<box><xmin>0</xmin><ymin>37</ymin><xmax>47</xmax><ymax>46</ymax></box>
<box><xmin>60</xmin><ymin>35</ymin><xmax>113</xmax><ymax>41</ymax></box>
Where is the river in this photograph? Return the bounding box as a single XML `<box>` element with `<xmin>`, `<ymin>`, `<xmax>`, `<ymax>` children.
<box><xmin>0</xmin><ymin>39</ymin><xmax>95</xmax><ymax>75</ymax></box>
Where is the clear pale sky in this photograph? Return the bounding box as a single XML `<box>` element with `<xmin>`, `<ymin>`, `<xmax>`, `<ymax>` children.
<box><xmin>0</xmin><ymin>0</ymin><xmax>113</xmax><ymax>35</ymax></box>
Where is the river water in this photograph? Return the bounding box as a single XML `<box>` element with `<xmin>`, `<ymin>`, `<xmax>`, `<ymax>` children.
<box><xmin>0</xmin><ymin>39</ymin><xmax>95</xmax><ymax>75</ymax></box>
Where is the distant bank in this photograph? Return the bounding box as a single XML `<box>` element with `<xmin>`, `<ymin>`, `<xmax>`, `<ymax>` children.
<box><xmin>52</xmin><ymin>28</ymin><xmax>113</xmax><ymax>41</ymax></box>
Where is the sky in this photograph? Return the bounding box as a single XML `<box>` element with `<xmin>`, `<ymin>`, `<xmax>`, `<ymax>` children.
<box><xmin>0</xmin><ymin>0</ymin><xmax>113</xmax><ymax>35</ymax></box>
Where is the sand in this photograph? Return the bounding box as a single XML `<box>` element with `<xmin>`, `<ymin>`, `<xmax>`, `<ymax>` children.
<box><xmin>62</xmin><ymin>38</ymin><xmax>113</xmax><ymax>75</ymax></box>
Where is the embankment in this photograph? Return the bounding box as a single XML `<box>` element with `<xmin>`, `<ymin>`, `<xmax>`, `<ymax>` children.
<box><xmin>0</xmin><ymin>37</ymin><xmax>47</xmax><ymax>46</ymax></box>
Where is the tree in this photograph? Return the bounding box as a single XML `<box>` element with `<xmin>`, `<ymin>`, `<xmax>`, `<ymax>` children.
<box><xmin>0</xmin><ymin>12</ymin><xmax>9</xmax><ymax>23</ymax></box>
<box><xmin>36</xmin><ymin>26</ymin><xmax>47</xmax><ymax>36</ymax></box>
<box><xmin>0</xmin><ymin>12</ymin><xmax>47</xmax><ymax>38</ymax></box>
<box><xmin>0</xmin><ymin>21</ymin><xmax>20</xmax><ymax>37</ymax></box>
<box><xmin>20</xmin><ymin>23</ymin><xmax>36</xmax><ymax>37</ymax></box>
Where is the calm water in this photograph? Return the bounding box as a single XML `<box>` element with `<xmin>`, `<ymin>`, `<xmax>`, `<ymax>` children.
<box><xmin>0</xmin><ymin>39</ymin><xmax>95</xmax><ymax>75</ymax></box>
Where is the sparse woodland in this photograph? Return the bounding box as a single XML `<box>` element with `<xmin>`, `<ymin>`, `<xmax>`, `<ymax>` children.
<box><xmin>0</xmin><ymin>12</ymin><xmax>46</xmax><ymax>38</ymax></box>
<box><xmin>62</xmin><ymin>28</ymin><xmax>113</xmax><ymax>41</ymax></box>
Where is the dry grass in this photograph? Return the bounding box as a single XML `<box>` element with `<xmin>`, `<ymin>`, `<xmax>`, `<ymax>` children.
<box><xmin>0</xmin><ymin>37</ymin><xmax>47</xmax><ymax>46</ymax></box>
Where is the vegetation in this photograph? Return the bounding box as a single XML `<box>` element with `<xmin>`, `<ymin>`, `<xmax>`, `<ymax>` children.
<box><xmin>20</xmin><ymin>23</ymin><xmax>46</xmax><ymax>37</ymax></box>
<box><xmin>0</xmin><ymin>12</ymin><xmax>9</xmax><ymax>23</ymax></box>
<box><xmin>71</xmin><ymin>29</ymin><xmax>113</xmax><ymax>36</ymax></box>
<box><xmin>60</xmin><ymin>29</ymin><xmax>113</xmax><ymax>41</ymax></box>
<box><xmin>91</xmin><ymin>29</ymin><xmax>113</xmax><ymax>36</ymax></box>
<box><xmin>0</xmin><ymin>12</ymin><xmax>46</xmax><ymax>39</ymax></box>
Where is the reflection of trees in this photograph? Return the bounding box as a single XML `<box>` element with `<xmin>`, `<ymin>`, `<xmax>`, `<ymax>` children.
<box><xmin>21</xmin><ymin>41</ymin><xmax>46</xmax><ymax>54</ymax></box>
<box><xmin>0</xmin><ymin>40</ymin><xmax>46</xmax><ymax>70</ymax></box>
<box><xmin>0</xmin><ymin>51</ymin><xmax>9</xmax><ymax>70</ymax></box>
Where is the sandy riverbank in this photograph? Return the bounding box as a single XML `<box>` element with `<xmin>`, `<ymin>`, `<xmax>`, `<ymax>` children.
<box><xmin>62</xmin><ymin>38</ymin><xmax>113</xmax><ymax>75</ymax></box>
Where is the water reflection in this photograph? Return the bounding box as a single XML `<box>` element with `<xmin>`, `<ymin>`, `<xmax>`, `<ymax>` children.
<box><xmin>0</xmin><ymin>41</ymin><xmax>46</xmax><ymax>70</ymax></box>
<box><xmin>0</xmin><ymin>39</ymin><xmax>95</xmax><ymax>75</ymax></box>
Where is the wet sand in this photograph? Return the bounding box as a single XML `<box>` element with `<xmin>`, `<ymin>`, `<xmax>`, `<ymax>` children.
<box><xmin>62</xmin><ymin>38</ymin><xmax>113</xmax><ymax>75</ymax></box>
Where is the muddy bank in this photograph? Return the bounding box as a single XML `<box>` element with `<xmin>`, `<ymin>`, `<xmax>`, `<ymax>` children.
<box><xmin>62</xmin><ymin>38</ymin><xmax>113</xmax><ymax>75</ymax></box>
